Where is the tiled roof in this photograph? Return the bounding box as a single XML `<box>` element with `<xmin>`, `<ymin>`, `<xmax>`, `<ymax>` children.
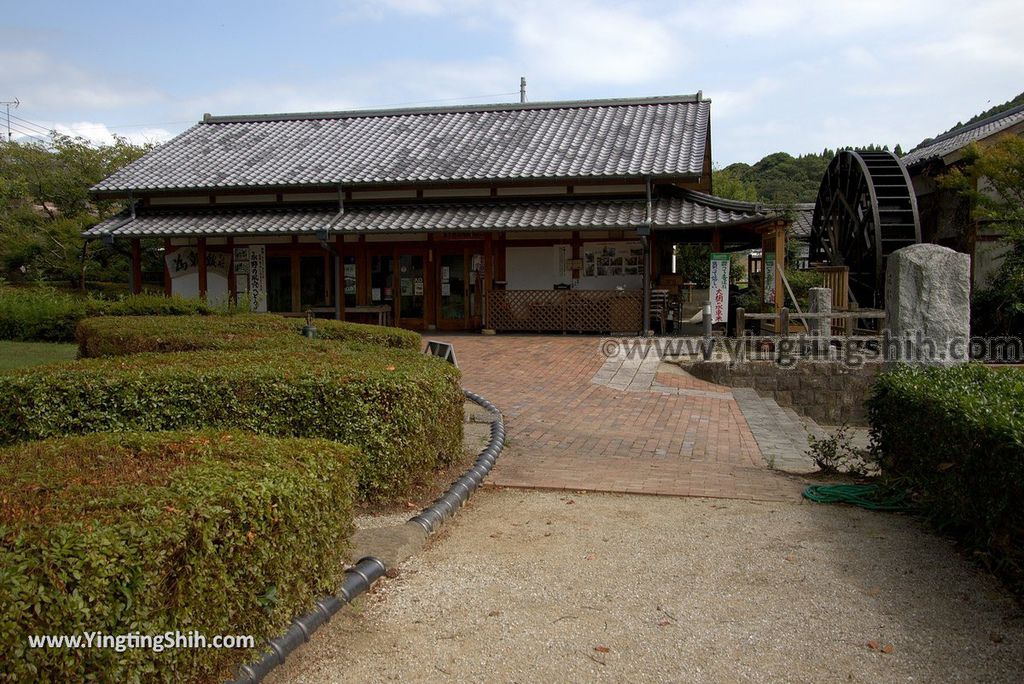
<box><xmin>92</xmin><ymin>95</ymin><xmax>710</xmax><ymax>194</ymax></box>
<box><xmin>84</xmin><ymin>192</ymin><xmax>770</xmax><ymax>239</ymax></box>
<box><xmin>902</xmin><ymin>102</ymin><xmax>1024</xmax><ymax>167</ymax></box>
<box><xmin>789</xmin><ymin>203</ymin><xmax>815</xmax><ymax>239</ymax></box>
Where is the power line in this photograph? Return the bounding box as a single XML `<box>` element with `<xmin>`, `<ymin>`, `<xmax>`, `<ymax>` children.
<box><xmin>7</xmin><ymin>123</ymin><xmax>48</xmax><ymax>143</ymax></box>
<box><xmin>1</xmin><ymin>97</ymin><xmax>20</xmax><ymax>142</ymax></box>
<box><xmin>9</xmin><ymin>113</ymin><xmax>51</xmax><ymax>134</ymax></box>
<box><xmin>7</xmin><ymin>88</ymin><xmax>527</xmax><ymax>143</ymax></box>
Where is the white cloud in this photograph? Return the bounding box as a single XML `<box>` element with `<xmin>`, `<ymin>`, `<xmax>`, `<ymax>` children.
<box><xmin>355</xmin><ymin>0</ymin><xmax>684</xmax><ymax>87</ymax></box>
<box><xmin>711</xmin><ymin>77</ymin><xmax>781</xmax><ymax>120</ymax></box>
<box><xmin>52</xmin><ymin>122</ymin><xmax>174</xmax><ymax>146</ymax></box>
<box><xmin>0</xmin><ymin>50</ymin><xmax>163</xmax><ymax>111</ymax></box>
<box><xmin>183</xmin><ymin>57</ymin><xmax>516</xmax><ymax>117</ymax></box>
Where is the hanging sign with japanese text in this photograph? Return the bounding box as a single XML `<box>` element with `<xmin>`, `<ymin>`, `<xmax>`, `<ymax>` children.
<box><xmin>709</xmin><ymin>253</ymin><xmax>731</xmax><ymax>324</ymax></box>
<box><xmin>763</xmin><ymin>253</ymin><xmax>776</xmax><ymax>305</ymax></box>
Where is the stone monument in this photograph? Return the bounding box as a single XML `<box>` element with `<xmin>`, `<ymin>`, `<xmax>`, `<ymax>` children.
<box><xmin>884</xmin><ymin>243</ymin><xmax>970</xmax><ymax>365</ymax></box>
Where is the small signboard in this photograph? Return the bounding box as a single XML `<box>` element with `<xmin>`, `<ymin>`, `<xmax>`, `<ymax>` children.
<box><xmin>424</xmin><ymin>340</ymin><xmax>458</xmax><ymax>367</ymax></box>
<box><xmin>709</xmin><ymin>253</ymin><xmax>730</xmax><ymax>324</ymax></box>
<box><xmin>763</xmin><ymin>253</ymin><xmax>777</xmax><ymax>305</ymax></box>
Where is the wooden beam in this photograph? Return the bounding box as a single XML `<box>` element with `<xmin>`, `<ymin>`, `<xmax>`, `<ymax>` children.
<box><xmin>227</xmin><ymin>236</ymin><xmax>236</xmax><ymax>304</ymax></box>
<box><xmin>774</xmin><ymin>224</ymin><xmax>786</xmax><ymax>313</ymax></box>
<box><xmin>197</xmin><ymin>237</ymin><xmax>208</xmax><ymax>301</ymax></box>
<box><xmin>163</xmin><ymin>239</ymin><xmax>172</xmax><ymax>296</ymax></box>
<box><xmin>571</xmin><ymin>230</ymin><xmax>581</xmax><ymax>280</ymax></box>
<box><xmin>130</xmin><ymin>238</ymin><xmax>142</xmax><ymax>295</ymax></box>
<box><xmin>290</xmin><ymin>251</ymin><xmax>301</xmax><ymax>313</ymax></box>
<box><xmin>335</xmin><ymin>235</ymin><xmax>345</xmax><ymax>319</ymax></box>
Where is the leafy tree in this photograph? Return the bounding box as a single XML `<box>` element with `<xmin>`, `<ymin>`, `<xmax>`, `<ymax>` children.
<box><xmin>711</xmin><ymin>165</ymin><xmax>758</xmax><ymax>202</ymax></box>
<box><xmin>940</xmin><ymin>136</ymin><xmax>1024</xmax><ymax>335</ymax></box>
<box><xmin>0</xmin><ymin>135</ymin><xmax>152</xmax><ymax>288</ymax></box>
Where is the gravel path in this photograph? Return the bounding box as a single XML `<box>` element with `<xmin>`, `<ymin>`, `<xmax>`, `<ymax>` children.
<box><xmin>268</xmin><ymin>489</ymin><xmax>1023</xmax><ymax>683</ymax></box>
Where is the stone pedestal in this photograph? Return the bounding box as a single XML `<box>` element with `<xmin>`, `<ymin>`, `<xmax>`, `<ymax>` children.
<box><xmin>808</xmin><ymin>287</ymin><xmax>832</xmax><ymax>337</ymax></box>
<box><xmin>884</xmin><ymin>244</ymin><xmax>970</xmax><ymax>365</ymax></box>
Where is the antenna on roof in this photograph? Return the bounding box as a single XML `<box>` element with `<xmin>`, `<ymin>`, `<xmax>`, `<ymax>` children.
<box><xmin>520</xmin><ymin>77</ymin><xmax>527</xmax><ymax>104</ymax></box>
<box><xmin>2</xmin><ymin>97</ymin><xmax>19</xmax><ymax>142</ymax></box>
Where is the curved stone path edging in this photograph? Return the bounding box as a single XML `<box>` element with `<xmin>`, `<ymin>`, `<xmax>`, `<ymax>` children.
<box><xmin>227</xmin><ymin>390</ymin><xmax>505</xmax><ymax>684</ymax></box>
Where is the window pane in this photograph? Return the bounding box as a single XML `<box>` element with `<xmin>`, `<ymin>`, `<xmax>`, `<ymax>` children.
<box><xmin>370</xmin><ymin>256</ymin><xmax>393</xmax><ymax>304</ymax></box>
<box><xmin>343</xmin><ymin>255</ymin><xmax>357</xmax><ymax>307</ymax></box>
<box><xmin>440</xmin><ymin>254</ymin><xmax>465</xmax><ymax>321</ymax></box>
<box><xmin>299</xmin><ymin>255</ymin><xmax>328</xmax><ymax>308</ymax></box>
<box><xmin>398</xmin><ymin>254</ymin><xmax>424</xmax><ymax>319</ymax></box>
<box><xmin>267</xmin><ymin>256</ymin><xmax>292</xmax><ymax>312</ymax></box>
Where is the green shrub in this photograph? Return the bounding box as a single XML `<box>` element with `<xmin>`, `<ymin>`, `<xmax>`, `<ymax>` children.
<box><xmin>0</xmin><ymin>287</ymin><xmax>87</xmax><ymax>342</ymax></box>
<box><xmin>0</xmin><ymin>430</ymin><xmax>357</xmax><ymax>683</ymax></box>
<box><xmin>0</xmin><ymin>344</ymin><xmax>462</xmax><ymax>501</ymax></box>
<box><xmin>868</xmin><ymin>364</ymin><xmax>1024</xmax><ymax>590</ymax></box>
<box><xmin>94</xmin><ymin>294</ymin><xmax>215</xmax><ymax>317</ymax></box>
<box><xmin>0</xmin><ymin>287</ymin><xmax>230</xmax><ymax>342</ymax></box>
<box><xmin>76</xmin><ymin>314</ymin><xmax>421</xmax><ymax>358</ymax></box>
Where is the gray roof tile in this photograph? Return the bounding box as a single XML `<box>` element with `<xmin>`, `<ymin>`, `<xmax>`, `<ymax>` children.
<box><xmin>84</xmin><ymin>192</ymin><xmax>768</xmax><ymax>239</ymax></box>
<box><xmin>902</xmin><ymin>102</ymin><xmax>1024</xmax><ymax>167</ymax></box>
<box><xmin>789</xmin><ymin>203</ymin><xmax>815</xmax><ymax>239</ymax></box>
<box><xmin>92</xmin><ymin>95</ymin><xmax>709</xmax><ymax>193</ymax></box>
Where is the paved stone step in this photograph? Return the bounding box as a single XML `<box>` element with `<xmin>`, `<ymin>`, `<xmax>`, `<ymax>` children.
<box><xmin>731</xmin><ymin>388</ymin><xmax>819</xmax><ymax>474</ymax></box>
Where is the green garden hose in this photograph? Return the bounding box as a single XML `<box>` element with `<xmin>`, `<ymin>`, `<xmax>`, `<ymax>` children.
<box><xmin>802</xmin><ymin>484</ymin><xmax>910</xmax><ymax>511</ymax></box>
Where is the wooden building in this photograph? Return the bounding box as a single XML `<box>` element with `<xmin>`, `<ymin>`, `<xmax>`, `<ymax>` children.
<box><xmin>902</xmin><ymin>102</ymin><xmax>1024</xmax><ymax>290</ymax></box>
<box><xmin>88</xmin><ymin>94</ymin><xmax>786</xmax><ymax>333</ymax></box>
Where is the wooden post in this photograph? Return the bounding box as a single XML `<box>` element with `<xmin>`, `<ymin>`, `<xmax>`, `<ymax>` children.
<box><xmin>336</xmin><ymin>235</ymin><xmax>345</xmax><ymax>320</ymax></box>
<box><xmin>711</xmin><ymin>226</ymin><xmax>722</xmax><ymax>252</ymax></box>
<box><xmin>290</xmin><ymin>237</ymin><xmax>300</xmax><ymax>313</ymax></box>
<box><xmin>571</xmin><ymin>230</ymin><xmax>581</xmax><ymax>281</ymax></box>
<box><xmin>483</xmin><ymin>233</ymin><xmax>493</xmax><ymax>329</ymax></box>
<box><xmin>774</xmin><ymin>224</ymin><xmax>786</xmax><ymax>314</ymax></box>
<box><xmin>130</xmin><ymin>238</ymin><xmax>142</xmax><ymax>295</ymax></box>
<box><xmin>780</xmin><ymin>307</ymin><xmax>789</xmax><ymax>338</ymax></box>
<box><xmin>163</xmin><ymin>239</ymin><xmax>172</xmax><ymax>296</ymax></box>
<box><xmin>227</xmin><ymin>236</ymin><xmax>236</xmax><ymax>305</ymax></box>
<box><xmin>357</xmin><ymin>235</ymin><xmax>367</xmax><ymax>305</ymax></box>
<box><xmin>197</xmin><ymin>237</ymin><xmax>208</xmax><ymax>301</ymax></box>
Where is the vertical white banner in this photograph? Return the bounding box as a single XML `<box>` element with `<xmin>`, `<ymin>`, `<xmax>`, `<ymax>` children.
<box><xmin>763</xmin><ymin>253</ymin><xmax>776</xmax><ymax>305</ymax></box>
<box><xmin>247</xmin><ymin>245</ymin><xmax>267</xmax><ymax>312</ymax></box>
<box><xmin>709</xmin><ymin>253</ymin><xmax>730</xmax><ymax>324</ymax></box>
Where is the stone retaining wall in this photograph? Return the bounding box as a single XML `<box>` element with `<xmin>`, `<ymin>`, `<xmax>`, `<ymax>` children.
<box><xmin>681</xmin><ymin>360</ymin><xmax>879</xmax><ymax>425</ymax></box>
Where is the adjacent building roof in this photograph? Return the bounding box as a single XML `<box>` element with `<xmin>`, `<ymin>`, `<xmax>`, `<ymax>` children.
<box><xmin>789</xmin><ymin>203</ymin><xmax>815</xmax><ymax>239</ymax></box>
<box><xmin>92</xmin><ymin>95</ymin><xmax>710</xmax><ymax>194</ymax></box>
<box><xmin>84</xmin><ymin>191</ymin><xmax>770</xmax><ymax>239</ymax></box>
<box><xmin>902</xmin><ymin>101</ymin><xmax>1024</xmax><ymax>168</ymax></box>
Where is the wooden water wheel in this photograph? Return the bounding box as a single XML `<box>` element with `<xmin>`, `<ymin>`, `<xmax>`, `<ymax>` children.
<box><xmin>809</xmin><ymin>150</ymin><xmax>920</xmax><ymax>308</ymax></box>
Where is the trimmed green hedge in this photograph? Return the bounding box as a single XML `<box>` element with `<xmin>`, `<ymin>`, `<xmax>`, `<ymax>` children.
<box><xmin>0</xmin><ymin>431</ymin><xmax>357</xmax><ymax>683</ymax></box>
<box><xmin>0</xmin><ymin>287</ymin><xmax>217</xmax><ymax>342</ymax></box>
<box><xmin>76</xmin><ymin>314</ymin><xmax>420</xmax><ymax>358</ymax></box>
<box><xmin>868</xmin><ymin>363</ymin><xmax>1024</xmax><ymax>589</ymax></box>
<box><xmin>0</xmin><ymin>344</ymin><xmax>462</xmax><ymax>501</ymax></box>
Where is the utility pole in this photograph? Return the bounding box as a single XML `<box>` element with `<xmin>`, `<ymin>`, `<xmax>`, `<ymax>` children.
<box><xmin>1</xmin><ymin>98</ymin><xmax>19</xmax><ymax>141</ymax></box>
<box><xmin>519</xmin><ymin>77</ymin><xmax>527</xmax><ymax>103</ymax></box>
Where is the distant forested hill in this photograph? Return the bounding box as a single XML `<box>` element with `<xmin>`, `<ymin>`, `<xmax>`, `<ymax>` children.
<box><xmin>714</xmin><ymin>145</ymin><xmax>898</xmax><ymax>204</ymax></box>
<box><xmin>908</xmin><ymin>90</ymin><xmax>1024</xmax><ymax>152</ymax></box>
<box><xmin>714</xmin><ymin>91</ymin><xmax>1024</xmax><ymax>204</ymax></box>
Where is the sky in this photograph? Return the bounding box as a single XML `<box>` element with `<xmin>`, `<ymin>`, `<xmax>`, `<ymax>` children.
<box><xmin>1</xmin><ymin>0</ymin><xmax>1022</xmax><ymax>165</ymax></box>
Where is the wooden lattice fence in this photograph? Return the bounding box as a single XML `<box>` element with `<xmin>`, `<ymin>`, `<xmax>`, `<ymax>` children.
<box><xmin>487</xmin><ymin>290</ymin><xmax>642</xmax><ymax>333</ymax></box>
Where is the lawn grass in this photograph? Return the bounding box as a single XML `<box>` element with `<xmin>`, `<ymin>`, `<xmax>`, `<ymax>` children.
<box><xmin>0</xmin><ymin>341</ymin><xmax>78</xmax><ymax>371</ymax></box>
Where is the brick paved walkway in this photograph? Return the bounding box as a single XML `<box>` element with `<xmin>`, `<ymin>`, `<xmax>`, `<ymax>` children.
<box><xmin>434</xmin><ymin>335</ymin><xmax>802</xmax><ymax>502</ymax></box>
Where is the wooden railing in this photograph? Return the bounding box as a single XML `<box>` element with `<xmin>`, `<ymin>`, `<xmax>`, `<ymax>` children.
<box><xmin>736</xmin><ymin>307</ymin><xmax>885</xmax><ymax>341</ymax></box>
<box><xmin>487</xmin><ymin>289</ymin><xmax>642</xmax><ymax>334</ymax></box>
